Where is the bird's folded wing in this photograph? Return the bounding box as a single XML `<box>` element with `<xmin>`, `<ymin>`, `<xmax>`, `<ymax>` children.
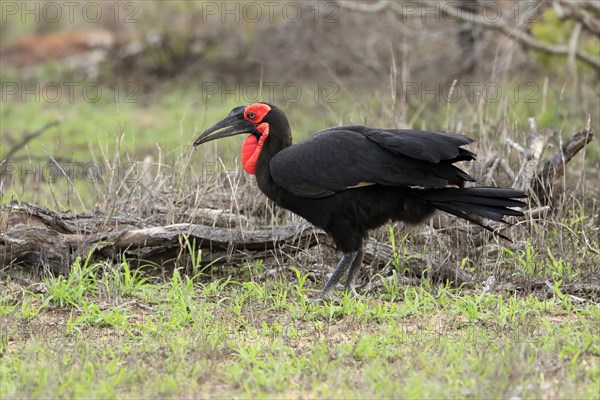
<box><xmin>361</xmin><ymin>128</ymin><xmax>476</xmax><ymax>163</ymax></box>
<box><xmin>269</xmin><ymin>128</ymin><xmax>475</xmax><ymax>199</ymax></box>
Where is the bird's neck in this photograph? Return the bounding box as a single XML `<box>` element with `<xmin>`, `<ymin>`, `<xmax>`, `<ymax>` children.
<box><xmin>253</xmin><ymin>119</ymin><xmax>292</xmax><ymax>201</ymax></box>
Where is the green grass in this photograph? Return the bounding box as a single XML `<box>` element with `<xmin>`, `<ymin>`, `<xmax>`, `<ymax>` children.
<box><xmin>0</xmin><ymin>83</ymin><xmax>229</xmax><ymax>158</ymax></box>
<box><xmin>1</xmin><ymin>263</ymin><xmax>598</xmax><ymax>398</ymax></box>
<box><xmin>0</xmin><ymin>220</ymin><xmax>598</xmax><ymax>398</ymax></box>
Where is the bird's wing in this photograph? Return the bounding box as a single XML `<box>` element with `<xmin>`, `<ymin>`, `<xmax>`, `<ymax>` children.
<box><xmin>322</xmin><ymin>126</ymin><xmax>476</xmax><ymax>163</ymax></box>
<box><xmin>269</xmin><ymin>127</ymin><xmax>476</xmax><ymax>198</ymax></box>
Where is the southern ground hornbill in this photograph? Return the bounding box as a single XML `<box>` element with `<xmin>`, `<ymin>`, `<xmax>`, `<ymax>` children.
<box><xmin>194</xmin><ymin>103</ymin><xmax>527</xmax><ymax>301</ymax></box>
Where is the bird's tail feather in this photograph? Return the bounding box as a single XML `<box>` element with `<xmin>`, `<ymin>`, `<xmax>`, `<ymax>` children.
<box><xmin>420</xmin><ymin>187</ymin><xmax>528</xmax><ymax>241</ymax></box>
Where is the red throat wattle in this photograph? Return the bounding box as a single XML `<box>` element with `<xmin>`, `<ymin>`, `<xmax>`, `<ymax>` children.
<box><xmin>241</xmin><ymin>123</ymin><xmax>269</xmax><ymax>174</ymax></box>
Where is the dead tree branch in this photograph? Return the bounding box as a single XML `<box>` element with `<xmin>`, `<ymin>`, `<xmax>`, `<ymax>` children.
<box><xmin>1</xmin><ymin>202</ymin><xmax>473</xmax><ymax>287</ymax></box>
<box><xmin>532</xmin><ymin>129</ymin><xmax>594</xmax><ymax>203</ymax></box>
<box><xmin>336</xmin><ymin>0</ymin><xmax>600</xmax><ymax>70</ymax></box>
<box><xmin>555</xmin><ymin>1</ymin><xmax>600</xmax><ymax>36</ymax></box>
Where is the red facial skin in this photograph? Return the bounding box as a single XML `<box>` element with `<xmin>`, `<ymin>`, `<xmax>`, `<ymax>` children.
<box><xmin>243</xmin><ymin>103</ymin><xmax>271</xmax><ymax>123</ymax></box>
<box><xmin>241</xmin><ymin>123</ymin><xmax>269</xmax><ymax>174</ymax></box>
<box><xmin>241</xmin><ymin>103</ymin><xmax>271</xmax><ymax>174</ymax></box>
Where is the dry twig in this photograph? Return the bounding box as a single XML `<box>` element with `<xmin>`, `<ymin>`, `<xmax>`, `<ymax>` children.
<box><xmin>1</xmin><ymin>120</ymin><xmax>61</xmax><ymax>166</ymax></box>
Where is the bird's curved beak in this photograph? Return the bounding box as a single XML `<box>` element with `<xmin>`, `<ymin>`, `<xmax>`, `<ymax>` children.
<box><xmin>193</xmin><ymin>107</ymin><xmax>255</xmax><ymax>147</ymax></box>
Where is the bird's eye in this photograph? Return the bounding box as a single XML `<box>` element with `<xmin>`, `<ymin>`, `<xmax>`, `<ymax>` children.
<box><xmin>247</xmin><ymin>112</ymin><xmax>256</xmax><ymax>119</ymax></box>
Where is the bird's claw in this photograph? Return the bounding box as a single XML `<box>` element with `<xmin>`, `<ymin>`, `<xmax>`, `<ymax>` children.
<box><xmin>314</xmin><ymin>290</ymin><xmax>362</xmax><ymax>305</ymax></box>
<box><xmin>313</xmin><ymin>294</ymin><xmax>334</xmax><ymax>305</ymax></box>
<box><xmin>313</xmin><ymin>297</ymin><xmax>326</xmax><ymax>305</ymax></box>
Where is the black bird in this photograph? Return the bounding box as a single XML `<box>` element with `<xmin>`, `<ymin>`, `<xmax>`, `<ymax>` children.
<box><xmin>194</xmin><ymin>103</ymin><xmax>527</xmax><ymax>301</ymax></box>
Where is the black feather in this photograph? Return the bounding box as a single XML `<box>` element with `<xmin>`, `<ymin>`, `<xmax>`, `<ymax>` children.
<box><xmin>270</xmin><ymin>127</ymin><xmax>477</xmax><ymax>198</ymax></box>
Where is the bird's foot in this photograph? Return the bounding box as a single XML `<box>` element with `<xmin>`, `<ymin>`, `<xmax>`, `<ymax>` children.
<box><xmin>346</xmin><ymin>286</ymin><xmax>364</xmax><ymax>301</ymax></box>
<box><xmin>314</xmin><ymin>289</ymin><xmax>362</xmax><ymax>305</ymax></box>
<box><xmin>313</xmin><ymin>293</ymin><xmax>335</xmax><ymax>305</ymax></box>
<box><xmin>313</xmin><ymin>296</ymin><xmax>327</xmax><ymax>305</ymax></box>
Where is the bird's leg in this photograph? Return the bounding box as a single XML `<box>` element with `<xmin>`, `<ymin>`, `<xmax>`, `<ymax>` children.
<box><xmin>316</xmin><ymin>251</ymin><xmax>358</xmax><ymax>302</ymax></box>
<box><xmin>344</xmin><ymin>248</ymin><xmax>364</xmax><ymax>296</ymax></box>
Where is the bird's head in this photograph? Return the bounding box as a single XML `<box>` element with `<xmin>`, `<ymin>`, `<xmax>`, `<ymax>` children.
<box><xmin>194</xmin><ymin>102</ymin><xmax>290</xmax><ymax>174</ymax></box>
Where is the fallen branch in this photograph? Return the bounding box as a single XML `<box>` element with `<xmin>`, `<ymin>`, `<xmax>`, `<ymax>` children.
<box><xmin>1</xmin><ymin>203</ymin><xmax>473</xmax><ymax>287</ymax></box>
<box><xmin>1</xmin><ymin>203</ymin><xmax>320</xmax><ymax>273</ymax></box>
<box><xmin>493</xmin><ymin>278</ymin><xmax>600</xmax><ymax>302</ymax></box>
<box><xmin>363</xmin><ymin>238</ymin><xmax>473</xmax><ymax>286</ymax></box>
